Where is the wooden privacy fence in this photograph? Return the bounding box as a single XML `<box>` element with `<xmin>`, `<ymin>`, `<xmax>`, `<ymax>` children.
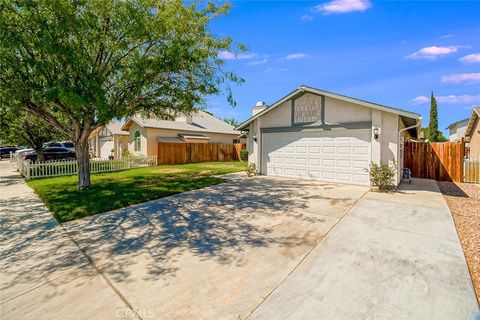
<box><xmin>464</xmin><ymin>155</ymin><xmax>480</xmax><ymax>183</ymax></box>
<box><xmin>157</xmin><ymin>142</ymin><xmax>245</xmax><ymax>165</ymax></box>
<box><xmin>404</xmin><ymin>140</ymin><xmax>465</xmax><ymax>182</ymax></box>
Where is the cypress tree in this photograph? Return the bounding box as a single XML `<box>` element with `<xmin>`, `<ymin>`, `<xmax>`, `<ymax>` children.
<box><xmin>428</xmin><ymin>92</ymin><xmax>439</xmax><ymax>142</ymax></box>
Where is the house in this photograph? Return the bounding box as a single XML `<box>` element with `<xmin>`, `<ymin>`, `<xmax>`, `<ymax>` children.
<box><xmin>121</xmin><ymin>111</ymin><xmax>242</xmax><ymax>157</ymax></box>
<box><xmin>465</xmin><ymin>107</ymin><xmax>480</xmax><ymax>156</ymax></box>
<box><xmin>446</xmin><ymin>118</ymin><xmax>469</xmax><ymax>142</ymax></box>
<box><xmin>236</xmin><ymin>85</ymin><xmax>421</xmax><ymax>186</ymax></box>
<box><xmin>88</xmin><ymin>122</ymin><xmax>129</xmax><ymax>159</ymax></box>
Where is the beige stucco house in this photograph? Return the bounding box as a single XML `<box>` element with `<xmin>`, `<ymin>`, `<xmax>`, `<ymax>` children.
<box><xmin>89</xmin><ymin>122</ymin><xmax>129</xmax><ymax>159</ymax></box>
<box><xmin>236</xmin><ymin>85</ymin><xmax>421</xmax><ymax>186</ymax></box>
<box><xmin>121</xmin><ymin>111</ymin><xmax>242</xmax><ymax>157</ymax></box>
<box><xmin>465</xmin><ymin>107</ymin><xmax>480</xmax><ymax>156</ymax></box>
<box><xmin>446</xmin><ymin>118</ymin><xmax>469</xmax><ymax>142</ymax></box>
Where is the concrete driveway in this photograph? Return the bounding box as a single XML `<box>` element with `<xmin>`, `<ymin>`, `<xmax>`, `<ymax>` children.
<box><xmin>63</xmin><ymin>175</ymin><xmax>369</xmax><ymax>319</ymax></box>
<box><xmin>1</xmin><ymin>159</ymin><xmax>478</xmax><ymax>320</ymax></box>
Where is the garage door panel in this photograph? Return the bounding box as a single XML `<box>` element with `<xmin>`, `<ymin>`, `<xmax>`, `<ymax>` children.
<box><xmin>262</xmin><ymin>129</ymin><xmax>371</xmax><ymax>186</ymax></box>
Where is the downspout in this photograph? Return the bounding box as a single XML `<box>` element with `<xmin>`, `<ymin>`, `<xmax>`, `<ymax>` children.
<box><xmin>398</xmin><ymin>116</ymin><xmax>422</xmax><ymax>183</ymax></box>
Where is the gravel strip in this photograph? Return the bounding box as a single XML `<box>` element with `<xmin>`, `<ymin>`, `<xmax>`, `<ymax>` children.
<box><xmin>437</xmin><ymin>181</ymin><xmax>480</xmax><ymax>303</ymax></box>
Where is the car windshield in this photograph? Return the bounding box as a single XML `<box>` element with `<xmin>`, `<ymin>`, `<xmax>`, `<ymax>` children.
<box><xmin>63</xmin><ymin>142</ymin><xmax>74</xmax><ymax>148</ymax></box>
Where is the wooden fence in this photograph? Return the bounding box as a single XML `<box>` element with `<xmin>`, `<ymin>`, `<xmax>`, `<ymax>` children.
<box><xmin>404</xmin><ymin>140</ymin><xmax>465</xmax><ymax>182</ymax></box>
<box><xmin>17</xmin><ymin>156</ymin><xmax>157</xmax><ymax>180</ymax></box>
<box><xmin>464</xmin><ymin>155</ymin><xmax>480</xmax><ymax>183</ymax></box>
<box><xmin>157</xmin><ymin>142</ymin><xmax>245</xmax><ymax>165</ymax></box>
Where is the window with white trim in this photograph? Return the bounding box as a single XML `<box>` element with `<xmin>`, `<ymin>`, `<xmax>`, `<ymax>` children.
<box><xmin>134</xmin><ymin>131</ymin><xmax>141</xmax><ymax>151</ymax></box>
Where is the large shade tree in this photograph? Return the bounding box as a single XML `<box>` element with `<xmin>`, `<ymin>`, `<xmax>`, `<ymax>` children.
<box><xmin>0</xmin><ymin>103</ymin><xmax>64</xmax><ymax>161</ymax></box>
<box><xmin>0</xmin><ymin>0</ymin><xmax>243</xmax><ymax>189</ymax></box>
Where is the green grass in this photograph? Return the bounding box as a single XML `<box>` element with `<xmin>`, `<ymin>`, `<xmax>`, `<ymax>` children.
<box><xmin>28</xmin><ymin>161</ymin><xmax>246</xmax><ymax>222</ymax></box>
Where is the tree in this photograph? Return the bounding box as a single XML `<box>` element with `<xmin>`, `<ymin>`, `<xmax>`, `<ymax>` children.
<box><xmin>421</xmin><ymin>127</ymin><xmax>448</xmax><ymax>142</ymax></box>
<box><xmin>428</xmin><ymin>92</ymin><xmax>441</xmax><ymax>142</ymax></box>
<box><xmin>223</xmin><ymin>117</ymin><xmax>240</xmax><ymax>127</ymax></box>
<box><xmin>0</xmin><ymin>104</ymin><xmax>63</xmax><ymax>161</ymax></box>
<box><xmin>0</xmin><ymin>0</ymin><xmax>243</xmax><ymax>189</ymax></box>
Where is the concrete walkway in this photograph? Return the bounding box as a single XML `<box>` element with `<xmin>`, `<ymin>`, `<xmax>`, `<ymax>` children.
<box><xmin>249</xmin><ymin>179</ymin><xmax>479</xmax><ymax>320</ymax></box>
<box><xmin>0</xmin><ymin>161</ymin><xmax>137</xmax><ymax>320</ymax></box>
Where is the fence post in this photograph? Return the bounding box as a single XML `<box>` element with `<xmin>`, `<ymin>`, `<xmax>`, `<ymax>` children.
<box><xmin>26</xmin><ymin>159</ymin><xmax>31</xmax><ymax>180</ymax></box>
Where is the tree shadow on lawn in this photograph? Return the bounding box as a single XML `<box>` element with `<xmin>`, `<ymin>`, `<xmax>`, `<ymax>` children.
<box><xmin>64</xmin><ymin>177</ymin><xmax>354</xmax><ymax>283</ymax></box>
<box><xmin>35</xmin><ymin>175</ymin><xmax>228</xmax><ymax>222</ymax></box>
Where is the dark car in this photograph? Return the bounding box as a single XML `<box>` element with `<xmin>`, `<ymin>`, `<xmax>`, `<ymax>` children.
<box><xmin>0</xmin><ymin>147</ymin><xmax>19</xmax><ymax>159</ymax></box>
<box><xmin>24</xmin><ymin>147</ymin><xmax>76</xmax><ymax>162</ymax></box>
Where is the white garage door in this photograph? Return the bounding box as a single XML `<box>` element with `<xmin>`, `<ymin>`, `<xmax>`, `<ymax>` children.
<box><xmin>262</xmin><ymin>129</ymin><xmax>371</xmax><ymax>185</ymax></box>
<box><xmin>100</xmin><ymin>140</ymin><xmax>114</xmax><ymax>159</ymax></box>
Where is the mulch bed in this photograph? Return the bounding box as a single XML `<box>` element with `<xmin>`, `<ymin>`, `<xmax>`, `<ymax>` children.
<box><xmin>437</xmin><ymin>181</ymin><xmax>480</xmax><ymax>303</ymax></box>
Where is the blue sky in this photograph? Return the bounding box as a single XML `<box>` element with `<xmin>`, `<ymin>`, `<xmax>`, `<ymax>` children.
<box><xmin>206</xmin><ymin>0</ymin><xmax>480</xmax><ymax>133</ymax></box>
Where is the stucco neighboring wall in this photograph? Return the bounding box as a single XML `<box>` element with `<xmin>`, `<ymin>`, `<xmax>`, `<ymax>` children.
<box><xmin>469</xmin><ymin>118</ymin><xmax>480</xmax><ymax>156</ymax></box>
<box><xmin>126</xmin><ymin>127</ymin><xmax>240</xmax><ymax>157</ymax></box>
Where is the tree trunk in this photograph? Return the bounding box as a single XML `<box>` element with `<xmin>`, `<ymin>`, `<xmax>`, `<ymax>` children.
<box><xmin>34</xmin><ymin>148</ymin><xmax>45</xmax><ymax>162</ymax></box>
<box><xmin>76</xmin><ymin>138</ymin><xmax>91</xmax><ymax>190</ymax></box>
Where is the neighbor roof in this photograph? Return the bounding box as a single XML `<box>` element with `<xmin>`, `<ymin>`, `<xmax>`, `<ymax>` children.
<box><xmin>445</xmin><ymin>117</ymin><xmax>470</xmax><ymax>130</ymax></box>
<box><xmin>106</xmin><ymin>122</ymin><xmax>129</xmax><ymax>135</ymax></box>
<box><xmin>122</xmin><ymin>110</ymin><xmax>239</xmax><ymax>135</ymax></box>
<box><xmin>236</xmin><ymin>85</ymin><xmax>421</xmax><ymax>130</ymax></box>
<box><xmin>465</xmin><ymin>107</ymin><xmax>480</xmax><ymax>137</ymax></box>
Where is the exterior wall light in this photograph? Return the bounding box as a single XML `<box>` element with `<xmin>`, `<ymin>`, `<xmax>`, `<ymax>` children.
<box><xmin>253</xmin><ymin>134</ymin><xmax>257</xmax><ymax>142</ymax></box>
<box><xmin>373</xmin><ymin>127</ymin><xmax>380</xmax><ymax>140</ymax></box>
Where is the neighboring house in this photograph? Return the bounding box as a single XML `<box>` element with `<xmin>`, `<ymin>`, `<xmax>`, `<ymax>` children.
<box><xmin>236</xmin><ymin>85</ymin><xmax>421</xmax><ymax>186</ymax></box>
<box><xmin>89</xmin><ymin>122</ymin><xmax>129</xmax><ymax>159</ymax></box>
<box><xmin>121</xmin><ymin>111</ymin><xmax>242</xmax><ymax>157</ymax></box>
<box><xmin>446</xmin><ymin>118</ymin><xmax>469</xmax><ymax>142</ymax></box>
<box><xmin>465</xmin><ymin>107</ymin><xmax>480</xmax><ymax>156</ymax></box>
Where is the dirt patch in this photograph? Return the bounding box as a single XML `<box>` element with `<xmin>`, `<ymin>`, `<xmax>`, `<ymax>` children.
<box><xmin>198</xmin><ymin>170</ymin><xmax>214</xmax><ymax>175</ymax></box>
<box><xmin>437</xmin><ymin>181</ymin><xmax>480</xmax><ymax>303</ymax></box>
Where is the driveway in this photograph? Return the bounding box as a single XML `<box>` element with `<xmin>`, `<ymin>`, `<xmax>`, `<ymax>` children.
<box><xmin>1</xmin><ymin>160</ymin><xmax>478</xmax><ymax>320</ymax></box>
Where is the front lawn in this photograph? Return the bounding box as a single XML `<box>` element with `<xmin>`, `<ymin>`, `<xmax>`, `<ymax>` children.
<box><xmin>28</xmin><ymin>161</ymin><xmax>246</xmax><ymax>222</ymax></box>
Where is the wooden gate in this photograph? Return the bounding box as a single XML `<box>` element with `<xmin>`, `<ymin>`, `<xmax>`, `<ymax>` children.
<box><xmin>157</xmin><ymin>142</ymin><xmax>245</xmax><ymax>165</ymax></box>
<box><xmin>404</xmin><ymin>140</ymin><xmax>465</xmax><ymax>182</ymax></box>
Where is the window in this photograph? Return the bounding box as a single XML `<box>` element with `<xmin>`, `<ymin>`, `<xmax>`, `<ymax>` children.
<box><xmin>134</xmin><ymin>131</ymin><xmax>141</xmax><ymax>151</ymax></box>
<box><xmin>233</xmin><ymin>139</ymin><xmax>241</xmax><ymax>144</ymax></box>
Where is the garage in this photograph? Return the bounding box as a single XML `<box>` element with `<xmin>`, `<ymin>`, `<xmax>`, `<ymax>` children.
<box><xmin>236</xmin><ymin>86</ymin><xmax>421</xmax><ymax>187</ymax></box>
<box><xmin>262</xmin><ymin>129</ymin><xmax>371</xmax><ymax>185</ymax></box>
<box><xmin>100</xmin><ymin>139</ymin><xmax>113</xmax><ymax>159</ymax></box>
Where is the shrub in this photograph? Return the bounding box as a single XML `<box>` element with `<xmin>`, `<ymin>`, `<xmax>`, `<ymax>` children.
<box><xmin>364</xmin><ymin>160</ymin><xmax>397</xmax><ymax>192</ymax></box>
<box><xmin>246</xmin><ymin>162</ymin><xmax>256</xmax><ymax>177</ymax></box>
<box><xmin>240</xmin><ymin>149</ymin><xmax>248</xmax><ymax>162</ymax></box>
<box><xmin>121</xmin><ymin>149</ymin><xmax>132</xmax><ymax>158</ymax></box>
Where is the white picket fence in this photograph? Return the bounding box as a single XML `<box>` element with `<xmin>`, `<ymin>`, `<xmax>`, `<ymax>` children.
<box><xmin>17</xmin><ymin>156</ymin><xmax>157</xmax><ymax>180</ymax></box>
<box><xmin>464</xmin><ymin>155</ymin><xmax>480</xmax><ymax>184</ymax></box>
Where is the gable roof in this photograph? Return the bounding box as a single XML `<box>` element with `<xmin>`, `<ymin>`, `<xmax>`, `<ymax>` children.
<box><xmin>106</xmin><ymin>122</ymin><xmax>129</xmax><ymax>135</ymax></box>
<box><xmin>122</xmin><ymin>110</ymin><xmax>239</xmax><ymax>135</ymax></box>
<box><xmin>236</xmin><ymin>85</ymin><xmax>421</xmax><ymax>130</ymax></box>
<box><xmin>465</xmin><ymin>107</ymin><xmax>480</xmax><ymax>137</ymax></box>
<box><xmin>445</xmin><ymin>117</ymin><xmax>470</xmax><ymax>130</ymax></box>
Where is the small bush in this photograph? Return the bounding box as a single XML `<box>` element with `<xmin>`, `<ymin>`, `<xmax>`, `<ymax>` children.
<box><xmin>240</xmin><ymin>150</ymin><xmax>248</xmax><ymax>161</ymax></box>
<box><xmin>364</xmin><ymin>160</ymin><xmax>397</xmax><ymax>192</ymax></box>
<box><xmin>246</xmin><ymin>162</ymin><xmax>256</xmax><ymax>177</ymax></box>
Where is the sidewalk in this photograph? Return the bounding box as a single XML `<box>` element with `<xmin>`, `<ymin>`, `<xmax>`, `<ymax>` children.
<box><xmin>0</xmin><ymin>161</ymin><xmax>134</xmax><ymax>320</ymax></box>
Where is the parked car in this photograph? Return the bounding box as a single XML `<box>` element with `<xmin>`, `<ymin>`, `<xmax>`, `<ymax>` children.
<box><xmin>43</xmin><ymin>141</ymin><xmax>75</xmax><ymax>151</ymax></box>
<box><xmin>0</xmin><ymin>147</ymin><xmax>19</xmax><ymax>160</ymax></box>
<box><xmin>14</xmin><ymin>148</ymin><xmax>34</xmax><ymax>159</ymax></box>
<box><xmin>23</xmin><ymin>147</ymin><xmax>76</xmax><ymax>162</ymax></box>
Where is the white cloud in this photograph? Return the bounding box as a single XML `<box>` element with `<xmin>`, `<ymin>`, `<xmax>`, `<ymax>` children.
<box><xmin>218</xmin><ymin>51</ymin><xmax>256</xmax><ymax>60</ymax></box>
<box><xmin>315</xmin><ymin>0</ymin><xmax>371</xmax><ymax>14</ymax></box>
<box><xmin>441</xmin><ymin>73</ymin><xmax>480</xmax><ymax>84</ymax></box>
<box><xmin>406</xmin><ymin>46</ymin><xmax>460</xmax><ymax>60</ymax></box>
<box><xmin>263</xmin><ymin>67</ymin><xmax>288</xmax><ymax>74</ymax></box>
<box><xmin>246</xmin><ymin>58</ymin><xmax>268</xmax><ymax>66</ymax></box>
<box><xmin>459</xmin><ymin>53</ymin><xmax>480</xmax><ymax>64</ymax></box>
<box><xmin>411</xmin><ymin>94</ymin><xmax>480</xmax><ymax>105</ymax></box>
<box><xmin>300</xmin><ymin>14</ymin><xmax>314</xmax><ymax>21</ymax></box>
<box><xmin>284</xmin><ymin>53</ymin><xmax>308</xmax><ymax>60</ymax></box>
